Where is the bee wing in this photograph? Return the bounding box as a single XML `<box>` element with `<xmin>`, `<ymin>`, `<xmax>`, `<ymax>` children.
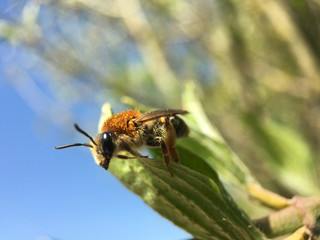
<box><xmin>135</xmin><ymin>109</ymin><xmax>188</xmax><ymax>123</ymax></box>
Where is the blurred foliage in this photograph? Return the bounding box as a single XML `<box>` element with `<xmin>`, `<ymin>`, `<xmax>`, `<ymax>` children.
<box><xmin>1</xmin><ymin>0</ymin><xmax>320</xmax><ymax>227</ymax></box>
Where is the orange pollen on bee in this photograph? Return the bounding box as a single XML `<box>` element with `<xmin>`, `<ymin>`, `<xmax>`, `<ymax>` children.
<box><xmin>159</xmin><ymin>117</ymin><xmax>166</xmax><ymax>123</ymax></box>
<box><xmin>102</xmin><ymin>110</ymin><xmax>141</xmax><ymax>136</ymax></box>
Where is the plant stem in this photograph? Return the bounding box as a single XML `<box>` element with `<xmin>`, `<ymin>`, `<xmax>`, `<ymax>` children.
<box><xmin>253</xmin><ymin>195</ymin><xmax>320</xmax><ymax>238</ymax></box>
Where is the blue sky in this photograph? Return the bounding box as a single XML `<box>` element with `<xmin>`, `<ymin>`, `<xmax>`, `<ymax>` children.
<box><xmin>0</xmin><ymin>1</ymin><xmax>190</xmax><ymax>240</ymax></box>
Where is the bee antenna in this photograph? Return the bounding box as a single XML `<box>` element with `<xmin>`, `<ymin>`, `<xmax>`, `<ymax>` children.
<box><xmin>55</xmin><ymin>143</ymin><xmax>93</xmax><ymax>149</ymax></box>
<box><xmin>74</xmin><ymin>123</ymin><xmax>97</xmax><ymax>146</ymax></box>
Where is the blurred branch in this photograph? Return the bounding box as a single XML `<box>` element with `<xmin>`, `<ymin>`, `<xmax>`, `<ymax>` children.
<box><xmin>115</xmin><ymin>0</ymin><xmax>179</xmax><ymax>102</ymax></box>
<box><xmin>254</xmin><ymin>0</ymin><xmax>320</xmax><ymax>95</ymax></box>
<box><xmin>61</xmin><ymin>0</ymin><xmax>180</xmax><ymax>103</ymax></box>
<box><xmin>253</xmin><ymin>195</ymin><xmax>320</xmax><ymax>238</ymax></box>
<box><xmin>247</xmin><ymin>183</ymin><xmax>292</xmax><ymax>210</ymax></box>
<box><xmin>284</xmin><ymin>226</ymin><xmax>307</xmax><ymax>240</ymax></box>
<box><xmin>7</xmin><ymin>67</ymin><xmax>74</xmax><ymax>127</ymax></box>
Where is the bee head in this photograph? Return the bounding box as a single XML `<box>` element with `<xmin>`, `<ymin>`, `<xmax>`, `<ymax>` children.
<box><xmin>55</xmin><ymin>124</ymin><xmax>116</xmax><ymax>170</ymax></box>
<box><xmin>92</xmin><ymin>131</ymin><xmax>116</xmax><ymax>170</ymax></box>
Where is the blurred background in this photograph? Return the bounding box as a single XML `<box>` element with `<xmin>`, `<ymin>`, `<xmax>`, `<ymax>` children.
<box><xmin>1</xmin><ymin>0</ymin><xmax>319</xmax><ymax>239</ymax></box>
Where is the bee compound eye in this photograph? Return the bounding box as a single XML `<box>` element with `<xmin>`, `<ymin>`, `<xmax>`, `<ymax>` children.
<box><xmin>101</xmin><ymin>132</ymin><xmax>115</xmax><ymax>156</ymax></box>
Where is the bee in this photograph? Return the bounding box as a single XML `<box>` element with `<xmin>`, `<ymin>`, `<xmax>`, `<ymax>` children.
<box><xmin>55</xmin><ymin>109</ymin><xmax>189</xmax><ymax>176</ymax></box>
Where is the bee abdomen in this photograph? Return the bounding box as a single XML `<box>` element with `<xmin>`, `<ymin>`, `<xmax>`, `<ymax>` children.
<box><xmin>170</xmin><ymin>116</ymin><xmax>189</xmax><ymax>138</ymax></box>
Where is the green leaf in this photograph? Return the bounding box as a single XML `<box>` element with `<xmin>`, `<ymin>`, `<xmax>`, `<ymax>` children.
<box><xmin>98</xmin><ymin>100</ymin><xmax>266</xmax><ymax>240</ymax></box>
<box><xmin>109</xmin><ymin>157</ymin><xmax>265</xmax><ymax>240</ymax></box>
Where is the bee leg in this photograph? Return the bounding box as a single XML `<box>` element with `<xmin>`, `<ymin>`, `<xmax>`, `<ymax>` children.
<box><xmin>127</xmin><ymin>149</ymin><xmax>149</xmax><ymax>159</ymax></box>
<box><xmin>116</xmin><ymin>154</ymin><xmax>138</xmax><ymax>159</ymax></box>
<box><xmin>121</xmin><ymin>143</ymin><xmax>149</xmax><ymax>159</ymax></box>
<box><xmin>116</xmin><ymin>151</ymin><xmax>149</xmax><ymax>160</ymax></box>
<box><xmin>169</xmin><ymin>147</ymin><xmax>179</xmax><ymax>163</ymax></box>
<box><xmin>123</xmin><ymin>147</ymin><xmax>148</xmax><ymax>159</ymax></box>
<box><xmin>160</xmin><ymin>117</ymin><xmax>180</xmax><ymax>164</ymax></box>
<box><xmin>159</xmin><ymin>139</ymin><xmax>174</xmax><ymax>176</ymax></box>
